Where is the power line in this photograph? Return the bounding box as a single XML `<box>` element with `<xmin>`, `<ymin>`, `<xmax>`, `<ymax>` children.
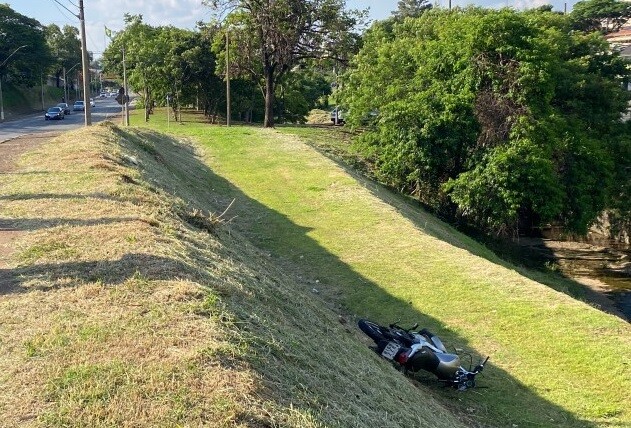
<box><xmin>50</xmin><ymin>0</ymin><xmax>78</xmax><ymax>19</ymax></box>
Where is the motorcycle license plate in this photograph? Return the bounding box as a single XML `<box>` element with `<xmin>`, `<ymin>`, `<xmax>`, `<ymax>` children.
<box><xmin>381</xmin><ymin>342</ymin><xmax>400</xmax><ymax>360</ymax></box>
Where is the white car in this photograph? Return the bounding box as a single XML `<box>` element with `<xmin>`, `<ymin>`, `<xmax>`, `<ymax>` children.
<box><xmin>330</xmin><ymin>107</ymin><xmax>345</xmax><ymax>125</ymax></box>
<box><xmin>73</xmin><ymin>101</ymin><xmax>85</xmax><ymax>111</ymax></box>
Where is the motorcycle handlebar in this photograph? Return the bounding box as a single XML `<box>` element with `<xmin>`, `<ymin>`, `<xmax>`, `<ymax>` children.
<box><xmin>473</xmin><ymin>356</ymin><xmax>490</xmax><ymax>373</ymax></box>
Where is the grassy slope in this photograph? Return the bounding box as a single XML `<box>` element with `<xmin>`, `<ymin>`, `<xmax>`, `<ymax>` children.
<box><xmin>132</xmin><ymin>110</ymin><xmax>630</xmax><ymax>428</ymax></box>
<box><xmin>1</xmin><ymin>83</ymin><xmax>70</xmax><ymax>119</ymax></box>
<box><xmin>0</xmin><ymin>123</ymin><xmax>466</xmax><ymax>427</ymax></box>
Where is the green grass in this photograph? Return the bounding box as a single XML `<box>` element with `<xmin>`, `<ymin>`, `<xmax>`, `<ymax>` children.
<box><xmin>130</xmin><ymin>108</ymin><xmax>631</xmax><ymax>428</ymax></box>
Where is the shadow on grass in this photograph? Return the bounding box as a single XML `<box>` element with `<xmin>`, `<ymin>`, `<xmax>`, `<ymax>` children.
<box><xmin>2</xmin><ymin>126</ymin><xmax>598</xmax><ymax>428</ymax></box>
<box><xmin>0</xmin><ymin>193</ymin><xmax>127</xmax><ymax>202</ymax></box>
<box><xmin>0</xmin><ymin>217</ymin><xmax>143</xmax><ymax>232</ymax></box>
<box><xmin>0</xmin><ymin>253</ymin><xmax>193</xmax><ymax>295</ymax></box>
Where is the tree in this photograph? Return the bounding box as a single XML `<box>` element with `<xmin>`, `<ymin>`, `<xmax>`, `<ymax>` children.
<box><xmin>571</xmin><ymin>0</ymin><xmax>631</xmax><ymax>34</ymax></box>
<box><xmin>0</xmin><ymin>5</ymin><xmax>52</xmax><ymax>87</ymax></box>
<box><xmin>392</xmin><ymin>0</ymin><xmax>432</xmax><ymax>20</ymax></box>
<box><xmin>45</xmin><ymin>24</ymin><xmax>82</xmax><ymax>88</ymax></box>
<box><xmin>204</xmin><ymin>0</ymin><xmax>363</xmax><ymax>127</ymax></box>
<box><xmin>277</xmin><ymin>65</ymin><xmax>332</xmax><ymax>122</ymax></box>
<box><xmin>103</xmin><ymin>16</ymin><xmax>223</xmax><ymax>123</ymax></box>
<box><xmin>340</xmin><ymin>8</ymin><xmax>630</xmax><ymax>236</ymax></box>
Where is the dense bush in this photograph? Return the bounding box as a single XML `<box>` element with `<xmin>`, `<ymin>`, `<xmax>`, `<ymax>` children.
<box><xmin>340</xmin><ymin>8</ymin><xmax>630</xmax><ymax>236</ymax></box>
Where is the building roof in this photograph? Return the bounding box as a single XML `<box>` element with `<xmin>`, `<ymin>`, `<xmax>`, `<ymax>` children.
<box><xmin>605</xmin><ymin>27</ymin><xmax>631</xmax><ymax>43</ymax></box>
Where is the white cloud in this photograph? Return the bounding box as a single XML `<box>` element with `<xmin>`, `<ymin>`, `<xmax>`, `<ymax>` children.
<box><xmin>90</xmin><ymin>0</ymin><xmax>206</xmax><ymax>28</ymax></box>
<box><xmin>83</xmin><ymin>0</ymin><xmax>210</xmax><ymax>55</ymax></box>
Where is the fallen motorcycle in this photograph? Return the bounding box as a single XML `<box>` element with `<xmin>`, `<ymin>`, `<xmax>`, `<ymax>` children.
<box><xmin>358</xmin><ymin>319</ymin><xmax>489</xmax><ymax>391</ymax></box>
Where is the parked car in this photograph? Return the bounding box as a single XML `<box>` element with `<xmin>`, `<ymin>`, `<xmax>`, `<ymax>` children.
<box><xmin>99</xmin><ymin>92</ymin><xmax>107</xmax><ymax>98</ymax></box>
<box><xmin>45</xmin><ymin>107</ymin><xmax>64</xmax><ymax>120</ymax></box>
<box><xmin>57</xmin><ymin>103</ymin><xmax>70</xmax><ymax>115</ymax></box>
<box><xmin>330</xmin><ymin>107</ymin><xmax>345</xmax><ymax>125</ymax></box>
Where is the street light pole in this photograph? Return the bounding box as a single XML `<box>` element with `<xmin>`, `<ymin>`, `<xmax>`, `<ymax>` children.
<box><xmin>64</xmin><ymin>62</ymin><xmax>81</xmax><ymax>103</ymax></box>
<box><xmin>0</xmin><ymin>45</ymin><xmax>28</xmax><ymax>122</ymax></box>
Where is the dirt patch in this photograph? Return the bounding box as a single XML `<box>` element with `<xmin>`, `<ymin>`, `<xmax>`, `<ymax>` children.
<box><xmin>0</xmin><ymin>132</ymin><xmax>59</xmax><ymax>284</ymax></box>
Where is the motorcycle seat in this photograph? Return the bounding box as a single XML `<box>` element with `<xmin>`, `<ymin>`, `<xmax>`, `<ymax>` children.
<box><xmin>436</xmin><ymin>353</ymin><xmax>459</xmax><ymax>364</ymax></box>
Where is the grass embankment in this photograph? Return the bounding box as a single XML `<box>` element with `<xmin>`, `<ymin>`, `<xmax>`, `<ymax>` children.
<box><xmin>132</xmin><ymin>109</ymin><xmax>630</xmax><ymax>428</ymax></box>
<box><xmin>1</xmin><ymin>83</ymin><xmax>68</xmax><ymax>119</ymax></box>
<box><xmin>0</xmin><ymin>123</ymin><xmax>466</xmax><ymax>427</ymax></box>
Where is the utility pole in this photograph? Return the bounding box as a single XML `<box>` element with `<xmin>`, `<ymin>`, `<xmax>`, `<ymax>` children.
<box><xmin>79</xmin><ymin>0</ymin><xmax>91</xmax><ymax>125</ymax></box>
<box><xmin>122</xmin><ymin>46</ymin><xmax>129</xmax><ymax>126</ymax></box>
<box><xmin>226</xmin><ymin>28</ymin><xmax>231</xmax><ymax>127</ymax></box>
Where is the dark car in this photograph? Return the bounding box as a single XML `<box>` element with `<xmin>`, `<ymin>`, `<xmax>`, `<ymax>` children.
<box><xmin>57</xmin><ymin>103</ymin><xmax>71</xmax><ymax>115</ymax></box>
<box><xmin>45</xmin><ymin>107</ymin><xmax>65</xmax><ymax>120</ymax></box>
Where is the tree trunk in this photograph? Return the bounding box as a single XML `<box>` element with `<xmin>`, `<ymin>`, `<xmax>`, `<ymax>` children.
<box><xmin>144</xmin><ymin>86</ymin><xmax>150</xmax><ymax>122</ymax></box>
<box><xmin>263</xmin><ymin>65</ymin><xmax>275</xmax><ymax>128</ymax></box>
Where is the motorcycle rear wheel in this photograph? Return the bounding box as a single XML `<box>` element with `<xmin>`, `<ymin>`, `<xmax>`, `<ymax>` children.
<box><xmin>358</xmin><ymin>319</ymin><xmax>388</xmax><ymax>343</ymax></box>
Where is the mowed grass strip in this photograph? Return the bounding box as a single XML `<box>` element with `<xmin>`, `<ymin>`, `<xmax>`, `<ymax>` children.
<box><xmin>0</xmin><ymin>123</ymin><xmax>469</xmax><ymax>428</ymax></box>
<box><xmin>133</xmin><ymin>109</ymin><xmax>631</xmax><ymax>428</ymax></box>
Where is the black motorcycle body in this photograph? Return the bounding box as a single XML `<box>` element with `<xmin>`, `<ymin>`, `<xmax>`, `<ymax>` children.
<box><xmin>358</xmin><ymin>319</ymin><xmax>488</xmax><ymax>390</ymax></box>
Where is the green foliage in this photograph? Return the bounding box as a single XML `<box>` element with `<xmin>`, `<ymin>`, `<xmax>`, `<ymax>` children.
<box><xmin>44</xmin><ymin>24</ymin><xmax>82</xmax><ymax>88</ymax></box>
<box><xmin>445</xmin><ymin>133</ymin><xmax>564</xmax><ymax>235</ymax></box>
<box><xmin>102</xmin><ymin>16</ymin><xmax>223</xmax><ymax>121</ymax></box>
<box><xmin>206</xmin><ymin>0</ymin><xmax>364</xmax><ymax>126</ymax></box>
<box><xmin>0</xmin><ymin>4</ymin><xmax>53</xmax><ymax>86</ymax></box>
<box><xmin>341</xmin><ymin>7</ymin><xmax>630</xmax><ymax>236</ymax></box>
<box><xmin>277</xmin><ymin>67</ymin><xmax>332</xmax><ymax>123</ymax></box>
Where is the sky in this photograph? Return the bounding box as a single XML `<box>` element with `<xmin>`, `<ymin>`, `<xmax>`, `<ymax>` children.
<box><xmin>7</xmin><ymin>0</ymin><xmax>576</xmax><ymax>58</ymax></box>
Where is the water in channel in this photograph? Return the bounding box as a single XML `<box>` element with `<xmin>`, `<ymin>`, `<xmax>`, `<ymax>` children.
<box><xmin>486</xmin><ymin>236</ymin><xmax>631</xmax><ymax>322</ymax></box>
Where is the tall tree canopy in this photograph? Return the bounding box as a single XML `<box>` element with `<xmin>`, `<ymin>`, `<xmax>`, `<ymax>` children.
<box><xmin>392</xmin><ymin>0</ymin><xmax>432</xmax><ymax>19</ymax></box>
<box><xmin>204</xmin><ymin>0</ymin><xmax>363</xmax><ymax>127</ymax></box>
<box><xmin>44</xmin><ymin>24</ymin><xmax>82</xmax><ymax>88</ymax></box>
<box><xmin>571</xmin><ymin>0</ymin><xmax>631</xmax><ymax>34</ymax></box>
<box><xmin>340</xmin><ymin>8</ymin><xmax>630</xmax><ymax>236</ymax></box>
<box><xmin>0</xmin><ymin>4</ymin><xmax>52</xmax><ymax>86</ymax></box>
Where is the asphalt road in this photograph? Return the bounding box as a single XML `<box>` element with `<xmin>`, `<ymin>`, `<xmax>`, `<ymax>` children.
<box><xmin>0</xmin><ymin>97</ymin><xmax>126</xmax><ymax>143</ymax></box>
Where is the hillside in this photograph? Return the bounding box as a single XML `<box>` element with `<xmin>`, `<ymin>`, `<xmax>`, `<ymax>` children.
<box><xmin>1</xmin><ymin>118</ymin><xmax>629</xmax><ymax>427</ymax></box>
<box><xmin>0</xmin><ymin>124</ymin><xmax>468</xmax><ymax>427</ymax></box>
<box><xmin>0</xmin><ymin>82</ymin><xmax>68</xmax><ymax>120</ymax></box>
